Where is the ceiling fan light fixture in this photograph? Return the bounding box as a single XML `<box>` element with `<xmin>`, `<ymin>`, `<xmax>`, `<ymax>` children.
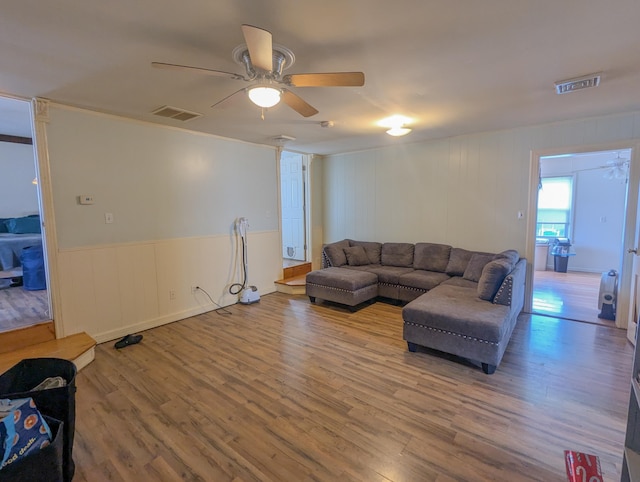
<box><xmin>247</xmin><ymin>86</ymin><xmax>281</xmax><ymax>108</ymax></box>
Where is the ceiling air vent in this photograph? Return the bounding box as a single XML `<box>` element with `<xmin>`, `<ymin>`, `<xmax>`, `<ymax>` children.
<box><xmin>555</xmin><ymin>72</ymin><xmax>602</xmax><ymax>95</ymax></box>
<box><xmin>151</xmin><ymin>105</ymin><xmax>202</xmax><ymax>122</ymax></box>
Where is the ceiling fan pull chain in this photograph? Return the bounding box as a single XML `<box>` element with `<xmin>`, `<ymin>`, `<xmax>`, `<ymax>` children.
<box><xmin>261</xmin><ymin>107</ymin><xmax>265</xmax><ymax>121</ymax></box>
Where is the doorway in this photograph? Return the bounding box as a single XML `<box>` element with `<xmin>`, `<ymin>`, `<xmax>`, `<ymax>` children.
<box><xmin>531</xmin><ymin>149</ymin><xmax>630</xmax><ymax>326</ymax></box>
<box><xmin>0</xmin><ymin>96</ymin><xmax>51</xmax><ymax>333</ymax></box>
<box><xmin>280</xmin><ymin>150</ymin><xmax>307</xmax><ymax>264</ymax></box>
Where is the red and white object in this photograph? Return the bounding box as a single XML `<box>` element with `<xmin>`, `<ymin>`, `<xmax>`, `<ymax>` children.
<box><xmin>564</xmin><ymin>450</ymin><xmax>603</xmax><ymax>482</ymax></box>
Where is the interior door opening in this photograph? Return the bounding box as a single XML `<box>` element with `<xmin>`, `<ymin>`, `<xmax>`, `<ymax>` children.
<box><xmin>531</xmin><ymin>149</ymin><xmax>631</xmax><ymax>327</ymax></box>
<box><xmin>280</xmin><ymin>150</ymin><xmax>307</xmax><ymax>265</ymax></box>
<box><xmin>0</xmin><ymin>96</ymin><xmax>52</xmax><ymax>334</ymax></box>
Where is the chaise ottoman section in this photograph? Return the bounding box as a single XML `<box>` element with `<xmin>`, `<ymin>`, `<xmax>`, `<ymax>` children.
<box><xmin>402</xmin><ymin>284</ymin><xmax>513</xmax><ymax>374</ymax></box>
<box><xmin>306</xmin><ymin>267</ymin><xmax>378</xmax><ymax>309</ymax></box>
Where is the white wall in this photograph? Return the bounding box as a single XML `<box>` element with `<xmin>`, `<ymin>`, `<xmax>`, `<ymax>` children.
<box><xmin>45</xmin><ymin>106</ymin><xmax>282</xmax><ymax>342</ymax></box>
<box><xmin>323</xmin><ymin>112</ymin><xmax>640</xmax><ymax>257</ymax></box>
<box><xmin>0</xmin><ymin>142</ymin><xmax>39</xmax><ymax>217</ymax></box>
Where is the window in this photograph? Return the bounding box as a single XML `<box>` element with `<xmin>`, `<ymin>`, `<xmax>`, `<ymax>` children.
<box><xmin>536</xmin><ymin>176</ymin><xmax>573</xmax><ymax>239</ymax></box>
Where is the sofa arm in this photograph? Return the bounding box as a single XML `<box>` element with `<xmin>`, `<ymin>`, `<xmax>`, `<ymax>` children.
<box><xmin>493</xmin><ymin>258</ymin><xmax>526</xmax><ymax>310</ymax></box>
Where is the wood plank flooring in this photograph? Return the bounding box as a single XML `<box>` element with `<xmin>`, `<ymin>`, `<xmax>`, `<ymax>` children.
<box><xmin>532</xmin><ymin>270</ymin><xmax>611</xmax><ymax>326</ymax></box>
<box><xmin>72</xmin><ymin>293</ymin><xmax>633</xmax><ymax>482</ymax></box>
<box><xmin>0</xmin><ymin>284</ymin><xmax>49</xmax><ymax>332</ymax></box>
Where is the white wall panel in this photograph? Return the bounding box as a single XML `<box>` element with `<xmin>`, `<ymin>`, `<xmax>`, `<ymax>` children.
<box><xmin>56</xmin><ymin>231</ymin><xmax>281</xmax><ymax>342</ymax></box>
<box><xmin>46</xmin><ymin>106</ymin><xmax>278</xmax><ymax>249</ymax></box>
<box><xmin>323</xmin><ymin>110</ymin><xmax>640</xmax><ymax>255</ymax></box>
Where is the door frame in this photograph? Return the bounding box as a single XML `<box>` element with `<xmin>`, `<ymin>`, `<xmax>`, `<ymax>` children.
<box><xmin>30</xmin><ymin>98</ymin><xmax>65</xmax><ymax>338</ymax></box>
<box><xmin>525</xmin><ymin>141</ymin><xmax>640</xmax><ymax>329</ymax></box>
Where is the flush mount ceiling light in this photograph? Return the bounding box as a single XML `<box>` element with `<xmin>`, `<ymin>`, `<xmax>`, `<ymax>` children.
<box><xmin>386</xmin><ymin>126</ymin><xmax>412</xmax><ymax>137</ymax></box>
<box><xmin>247</xmin><ymin>86</ymin><xmax>282</xmax><ymax>108</ymax></box>
<box><xmin>379</xmin><ymin>115</ymin><xmax>413</xmax><ymax>137</ymax></box>
<box><xmin>555</xmin><ymin>72</ymin><xmax>602</xmax><ymax>95</ymax></box>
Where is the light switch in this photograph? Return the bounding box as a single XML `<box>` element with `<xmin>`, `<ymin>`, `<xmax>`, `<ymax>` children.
<box><xmin>79</xmin><ymin>195</ymin><xmax>94</xmax><ymax>205</ymax></box>
<box><xmin>105</xmin><ymin>212</ymin><xmax>114</xmax><ymax>224</ymax></box>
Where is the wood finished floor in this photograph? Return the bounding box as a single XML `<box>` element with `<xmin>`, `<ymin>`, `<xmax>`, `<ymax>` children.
<box><xmin>532</xmin><ymin>270</ymin><xmax>610</xmax><ymax>326</ymax></box>
<box><xmin>73</xmin><ymin>292</ymin><xmax>632</xmax><ymax>482</ymax></box>
<box><xmin>0</xmin><ymin>285</ymin><xmax>49</xmax><ymax>332</ymax></box>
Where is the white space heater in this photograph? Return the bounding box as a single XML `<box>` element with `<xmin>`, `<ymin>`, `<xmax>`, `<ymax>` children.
<box><xmin>598</xmin><ymin>269</ymin><xmax>618</xmax><ymax>320</ymax></box>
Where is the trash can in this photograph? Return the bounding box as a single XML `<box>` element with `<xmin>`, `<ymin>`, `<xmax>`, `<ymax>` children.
<box><xmin>551</xmin><ymin>238</ymin><xmax>573</xmax><ymax>273</ymax></box>
<box><xmin>20</xmin><ymin>245</ymin><xmax>46</xmax><ymax>291</ymax></box>
<box><xmin>534</xmin><ymin>238</ymin><xmax>549</xmax><ymax>271</ymax></box>
<box><xmin>0</xmin><ymin>358</ymin><xmax>77</xmax><ymax>482</ymax></box>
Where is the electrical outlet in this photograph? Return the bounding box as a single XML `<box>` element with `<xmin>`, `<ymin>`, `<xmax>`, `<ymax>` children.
<box><xmin>191</xmin><ymin>286</ymin><xmax>198</xmax><ymax>294</ymax></box>
<box><xmin>169</xmin><ymin>290</ymin><xmax>176</xmax><ymax>300</ymax></box>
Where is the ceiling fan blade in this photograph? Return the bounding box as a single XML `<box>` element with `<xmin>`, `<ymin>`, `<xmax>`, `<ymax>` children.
<box><xmin>282</xmin><ymin>90</ymin><xmax>319</xmax><ymax>117</ymax></box>
<box><xmin>241</xmin><ymin>24</ymin><xmax>273</xmax><ymax>72</ymax></box>
<box><xmin>211</xmin><ymin>88</ymin><xmax>247</xmax><ymax>108</ymax></box>
<box><xmin>284</xmin><ymin>72</ymin><xmax>365</xmax><ymax>87</ymax></box>
<box><xmin>152</xmin><ymin>62</ymin><xmax>244</xmax><ymax>80</ymax></box>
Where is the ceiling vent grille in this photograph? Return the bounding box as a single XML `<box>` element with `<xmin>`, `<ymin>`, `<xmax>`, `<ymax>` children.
<box><xmin>151</xmin><ymin>105</ymin><xmax>202</xmax><ymax>122</ymax></box>
<box><xmin>555</xmin><ymin>72</ymin><xmax>602</xmax><ymax>95</ymax></box>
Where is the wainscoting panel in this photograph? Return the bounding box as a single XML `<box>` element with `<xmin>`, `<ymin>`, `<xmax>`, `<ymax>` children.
<box><xmin>56</xmin><ymin>231</ymin><xmax>281</xmax><ymax>343</ymax></box>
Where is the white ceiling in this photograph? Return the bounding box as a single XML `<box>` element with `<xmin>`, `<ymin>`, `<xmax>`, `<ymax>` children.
<box><xmin>2</xmin><ymin>0</ymin><xmax>640</xmax><ymax>154</ymax></box>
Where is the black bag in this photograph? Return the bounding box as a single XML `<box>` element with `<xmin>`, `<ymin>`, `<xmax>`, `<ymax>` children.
<box><xmin>0</xmin><ymin>359</ymin><xmax>77</xmax><ymax>482</ymax></box>
<box><xmin>0</xmin><ymin>416</ymin><xmax>64</xmax><ymax>482</ymax></box>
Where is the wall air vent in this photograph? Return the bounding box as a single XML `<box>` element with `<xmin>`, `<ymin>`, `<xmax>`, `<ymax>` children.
<box><xmin>151</xmin><ymin>105</ymin><xmax>202</xmax><ymax>122</ymax></box>
<box><xmin>555</xmin><ymin>72</ymin><xmax>602</xmax><ymax>95</ymax></box>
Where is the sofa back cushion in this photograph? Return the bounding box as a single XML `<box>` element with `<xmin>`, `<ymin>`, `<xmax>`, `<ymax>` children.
<box><xmin>349</xmin><ymin>240</ymin><xmax>382</xmax><ymax>264</ymax></box>
<box><xmin>381</xmin><ymin>243</ymin><xmax>414</xmax><ymax>267</ymax></box>
<box><xmin>477</xmin><ymin>258</ymin><xmax>512</xmax><ymax>300</ymax></box>
<box><xmin>413</xmin><ymin>243</ymin><xmax>451</xmax><ymax>272</ymax></box>
<box><xmin>445</xmin><ymin>248</ymin><xmax>475</xmax><ymax>276</ymax></box>
<box><xmin>463</xmin><ymin>252</ymin><xmax>495</xmax><ymax>282</ymax></box>
<box><xmin>0</xmin><ymin>219</ymin><xmax>8</xmax><ymax>233</ymax></box>
<box><xmin>343</xmin><ymin>246</ymin><xmax>370</xmax><ymax>266</ymax></box>
<box><xmin>493</xmin><ymin>249</ymin><xmax>519</xmax><ymax>267</ymax></box>
<box><xmin>323</xmin><ymin>239</ymin><xmax>350</xmax><ymax>267</ymax></box>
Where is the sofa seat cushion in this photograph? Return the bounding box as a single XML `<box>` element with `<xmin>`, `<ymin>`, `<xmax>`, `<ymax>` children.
<box><xmin>306</xmin><ymin>267</ymin><xmax>378</xmax><ymax>291</ymax></box>
<box><xmin>366</xmin><ymin>266</ymin><xmax>415</xmax><ymax>284</ymax></box>
<box><xmin>440</xmin><ymin>277</ymin><xmax>478</xmax><ymax>289</ymax></box>
<box><xmin>402</xmin><ymin>285</ymin><xmax>510</xmax><ymax>344</ymax></box>
<box><xmin>398</xmin><ymin>270</ymin><xmax>450</xmax><ymax>291</ymax></box>
<box><xmin>342</xmin><ymin>264</ymin><xmax>381</xmax><ymax>272</ymax></box>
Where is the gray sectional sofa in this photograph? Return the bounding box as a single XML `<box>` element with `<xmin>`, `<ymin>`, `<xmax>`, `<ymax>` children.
<box><xmin>306</xmin><ymin>239</ymin><xmax>526</xmax><ymax>374</ymax></box>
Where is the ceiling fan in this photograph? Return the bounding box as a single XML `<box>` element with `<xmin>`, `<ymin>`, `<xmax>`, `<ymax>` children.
<box><xmin>152</xmin><ymin>24</ymin><xmax>365</xmax><ymax>118</ymax></box>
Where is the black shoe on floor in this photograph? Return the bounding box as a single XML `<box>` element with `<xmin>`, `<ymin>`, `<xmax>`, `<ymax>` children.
<box><xmin>114</xmin><ymin>334</ymin><xmax>143</xmax><ymax>349</ymax></box>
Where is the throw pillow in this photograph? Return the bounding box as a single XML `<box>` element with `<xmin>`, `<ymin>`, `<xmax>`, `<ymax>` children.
<box><xmin>463</xmin><ymin>253</ymin><xmax>495</xmax><ymax>282</ymax></box>
<box><xmin>349</xmin><ymin>240</ymin><xmax>382</xmax><ymax>264</ymax></box>
<box><xmin>0</xmin><ymin>219</ymin><xmax>8</xmax><ymax>233</ymax></box>
<box><xmin>343</xmin><ymin>246</ymin><xmax>370</xmax><ymax>266</ymax></box>
<box><xmin>477</xmin><ymin>259</ymin><xmax>512</xmax><ymax>301</ymax></box>
<box><xmin>445</xmin><ymin>248</ymin><xmax>474</xmax><ymax>276</ymax></box>
<box><xmin>323</xmin><ymin>239</ymin><xmax>350</xmax><ymax>267</ymax></box>
<box><xmin>5</xmin><ymin>216</ymin><xmax>41</xmax><ymax>234</ymax></box>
